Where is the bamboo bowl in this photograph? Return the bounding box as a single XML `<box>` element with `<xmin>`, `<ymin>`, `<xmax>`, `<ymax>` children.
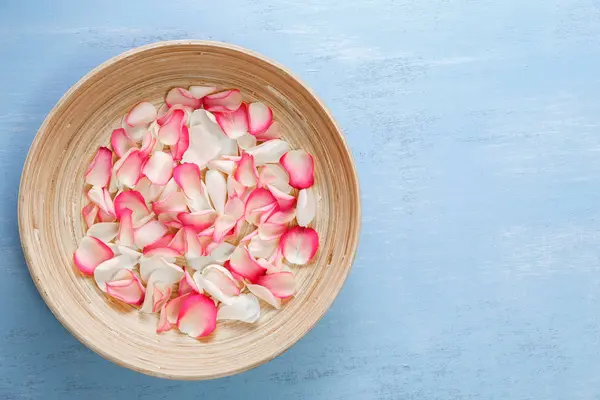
<box><xmin>18</xmin><ymin>41</ymin><xmax>361</xmax><ymax>380</ymax></box>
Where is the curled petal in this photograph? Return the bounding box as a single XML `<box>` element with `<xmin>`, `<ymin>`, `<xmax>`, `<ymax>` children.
<box><xmin>227</xmin><ymin>246</ymin><xmax>267</xmax><ymax>282</ymax></box>
<box><xmin>126</xmin><ymin>102</ymin><xmax>157</xmax><ymax>127</ymax></box>
<box><xmin>106</xmin><ymin>269</ymin><xmax>145</xmax><ymax>305</ymax></box>
<box><xmin>247</xmin><ymin>102</ymin><xmax>273</xmax><ymax>136</ymax></box>
<box><xmin>73</xmin><ymin>236</ymin><xmax>114</xmax><ymax>275</ymax></box>
<box><xmin>82</xmin><ymin>203</ymin><xmax>99</xmax><ymax>229</ymax></box>
<box><xmin>188</xmin><ymin>85</ymin><xmax>217</xmax><ymax>99</ymax></box>
<box><xmin>166</xmin><ymin>87</ymin><xmax>202</xmax><ymax>109</ymax></box>
<box><xmin>177</xmin><ymin>294</ymin><xmax>217</xmax><ymax>338</ymax></box>
<box><xmin>94</xmin><ymin>254</ymin><xmax>138</xmax><ymax>291</ymax></box>
<box><xmin>245</xmin><ymin>139</ymin><xmax>289</xmax><ymax>166</ymax></box>
<box><xmin>85</xmin><ymin>147</ymin><xmax>113</xmax><ymax>187</ymax></box>
<box><xmin>247</xmin><ymin>283</ymin><xmax>281</xmax><ymax>309</ymax></box>
<box><xmin>111</xmin><ymin>128</ymin><xmax>134</xmax><ymax>158</ymax></box>
<box><xmin>280</xmin><ymin>149</ymin><xmax>315</xmax><ymax>189</ymax></box>
<box><xmin>234</xmin><ymin>153</ymin><xmax>258</xmax><ymax>187</ymax></box>
<box><xmin>254</xmin><ymin>120</ymin><xmax>281</xmax><ymax>141</ymax></box>
<box><xmin>280</xmin><ymin>226</ymin><xmax>319</xmax><ymax>265</ymax></box>
<box><xmin>244</xmin><ymin>188</ymin><xmax>277</xmax><ymax>226</ymax></box>
<box><xmin>203</xmin><ymin>89</ymin><xmax>242</xmax><ymax>113</ymax></box>
<box><xmin>257</xmin><ymin>272</ymin><xmax>295</xmax><ymax>298</ymax></box>
<box><xmin>214</xmin><ymin>103</ymin><xmax>248</xmax><ymax>139</ymax></box>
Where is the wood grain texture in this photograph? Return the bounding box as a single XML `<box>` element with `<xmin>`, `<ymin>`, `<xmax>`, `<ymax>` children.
<box><xmin>18</xmin><ymin>41</ymin><xmax>360</xmax><ymax>380</ymax></box>
<box><xmin>3</xmin><ymin>0</ymin><xmax>600</xmax><ymax>398</ymax></box>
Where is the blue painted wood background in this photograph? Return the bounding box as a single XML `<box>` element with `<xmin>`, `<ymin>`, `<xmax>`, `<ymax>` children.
<box><xmin>2</xmin><ymin>0</ymin><xmax>600</xmax><ymax>398</ymax></box>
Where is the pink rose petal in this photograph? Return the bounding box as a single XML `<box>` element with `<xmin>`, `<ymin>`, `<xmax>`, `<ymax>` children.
<box><xmin>247</xmin><ymin>283</ymin><xmax>281</xmax><ymax>309</ymax></box>
<box><xmin>194</xmin><ymin>265</ymin><xmax>240</xmax><ymax>304</ymax></box>
<box><xmin>178</xmin><ymin>210</ymin><xmax>218</xmax><ymax>232</ymax></box>
<box><xmin>177</xmin><ymin>294</ymin><xmax>217</xmax><ymax>338</ymax></box>
<box><xmin>203</xmin><ymin>89</ymin><xmax>242</xmax><ymax>113</ymax></box>
<box><xmin>158</xmin><ymin>109</ymin><xmax>185</xmax><ymax>145</ymax></box>
<box><xmin>142</xmin><ymin>151</ymin><xmax>173</xmax><ymax>185</ymax></box>
<box><xmin>171</xmin><ymin>125</ymin><xmax>190</xmax><ymax>161</ymax></box>
<box><xmin>244</xmin><ymin>188</ymin><xmax>277</xmax><ymax>226</ymax></box>
<box><xmin>234</xmin><ymin>153</ymin><xmax>258</xmax><ymax>187</ymax></box>
<box><xmin>247</xmin><ymin>102</ymin><xmax>273</xmax><ymax>136</ymax></box>
<box><xmin>246</xmin><ymin>139</ymin><xmax>289</xmax><ymax>165</ymax></box>
<box><xmin>82</xmin><ymin>203</ymin><xmax>99</xmax><ymax>229</ymax></box>
<box><xmin>143</xmin><ymin>233</ymin><xmax>175</xmax><ymax>252</ymax></box>
<box><xmin>106</xmin><ymin>269</ymin><xmax>146</xmax><ymax>305</ymax></box>
<box><xmin>256</xmin><ymin>271</ymin><xmax>295</xmax><ymax>298</ymax></box>
<box><xmin>280</xmin><ymin>226</ymin><xmax>319</xmax><ymax>265</ymax></box>
<box><xmin>184</xmin><ymin>227</ymin><xmax>204</xmax><ymax>259</ymax></box>
<box><xmin>254</xmin><ymin>120</ymin><xmax>281</xmax><ymax>141</ymax></box>
<box><xmin>126</xmin><ymin>102</ymin><xmax>157</xmax><ymax>127</ymax></box>
<box><xmin>280</xmin><ymin>149</ymin><xmax>315</xmax><ymax>189</ymax></box>
<box><xmin>267</xmin><ymin>184</ymin><xmax>296</xmax><ymax>210</ymax></box>
<box><xmin>227</xmin><ymin>246</ymin><xmax>267</xmax><ymax>283</ymax></box>
<box><xmin>73</xmin><ymin>236</ymin><xmax>114</xmax><ymax>275</ymax></box>
<box><xmin>111</xmin><ymin>128</ymin><xmax>134</xmax><ymax>158</ymax></box>
<box><xmin>114</xmin><ymin>190</ymin><xmax>149</xmax><ymax>220</ymax></box>
<box><xmin>166</xmin><ymin>88</ymin><xmax>202</xmax><ymax>109</ymax></box>
<box><xmin>85</xmin><ymin>147</ymin><xmax>113</xmax><ymax>187</ymax></box>
<box><xmin>134</xmin><ymin>219</ymin><xmax>168</xmax><ymax>249</ymax></box>
<box><xmin>214</xmin><ymin>103</ymin><xmax>248</xmax><ymax>139</ymax></box>
<box><xmin>179</xmin><ymin>268</ymin><xmax>200</xmax><ymax>296</ymax></box>
<box><xmin>152</xmin><ymin>191</ymin><xmax>188</xmax><ymax>215</ymax></box>
<box><xmin>115</xmin><ymin>149</ymin><xmax>144</xmax><ymax>188</ymax></box>
<box><xmin>188</xmin><ymin>85</ymin><xmax>217</xmax><ymax>99</ymax></box>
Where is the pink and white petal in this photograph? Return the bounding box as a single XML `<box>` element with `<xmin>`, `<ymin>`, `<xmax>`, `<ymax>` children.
<box><xmin>246</xmin><ymin>283</ymin><xmax>282</xmax><ymax>309</ymax></box>
<box><xmin>234</xmin><ymin>153</ymin><xmax>258</xmax><ymax>187</ymax></box>
<box><xmin>152</xmin><ymin>191</ymin><xmax>188</xmax><ymax>215</ymax></box>
<box><xmin>207</xmin><ymin>158</ymin><xmax>237</xmax><ymax>175</ymax></box>
<box><xmin>240</xmin><ymin>229</ymin><xmax>259</xmax><ymax>244</ymax></box>
<box><xmin>143</xmin><ymin>247</ymin><xmax>181</xmax><ymax>259</ymax></box>
<box><xmin>224</xmin><ymin>196</ymin><xmax>244</xmax><ymax>220</ymax></box>
<box><xmin>151</xmin><ymin>282</ymin><xmax>173</xmax><ymax>312</ymax></box>
<box><xmin>248</xmin><ymin>235</ymin><xmax>279</xmax><ymax>259</ymax></box>
<box><xmin>259</xmin><ymin>164</ymin><xmax>291</xmax><ymax>193</ymax></box>
<box><xmin>267</xmin><ymin>207</ymin><xmax>296</xmax><ymax>225</ymax></box>
<box><xmin>247</xmin><ymin>102</ymin><xmax>273</xmax><ymax>136</ymax></box>
<box><xmin>184</xmin><ymin>227</ymin><xmax>204</xmax><ymax>259</ymax></box>
<box><xmin>178</xmin><ymin>210</ymin><xmax>218</xmax><ymax>232</ymax></box>
<box><xmin>93</xmin><ymin>254</ymin><xmax>138</xmax><ymax>291</ymax></box>
<box><xmin>142</xmin><ymin>151</ymin><xmax>173</xmax><ymax>185</ymax></box>
<box><xmin>187</xmin><ymin>255</ymin><xmax>215</xmax><ymax>271</ymax></box>
<box><xmin>187</xmin><ymin>182</ymin><xmax>214</xmax><ymax>213</ymax></box>
<box><xmin>114</xmin><ymin>190</ymin><xmax>149</xmax><ymax>220</ymax></box>
<box><xmin>134</xmin><ymin>177</ymin><xmax>164</xmax><ymax>204</ymax></box>
<box><xmin>140</xmin><ymin>257</ymin><xmax>183</xmax><ymax>285</ymax></box>
<box><xmin>126</xmin><ymin>101</ymin><xmax>157</xmax><ymax>127</ymax></box>
<box><xmin>138</xmin><ymin>130</ymin><xmax>159</xmax><ymax>159</ymax></box>
<box><xmin>227</xmin><ymin>175</ymin><xmax>246</xmax><ymax>199</ymax></box>
<box><xmin>117</xmin><ymin>209</ymin><xmax>135</xmax><ymax>247</ymax></box>
<box><xmin>212</xmin><ymin>215</ymin><xmax>238</xmax><ymax>243</ymax></box>
<box><xmin>209</xmin><ymin>242</ymin><xmax>236</xmax><ymax>262</ymax></box>
<box><xmin>214</xmin><ymin>103</ymin><xmax>248</xmax><ymax>139</ymax></box>
<box><xmin>194</xmin><ymin>265</ymin><xmax>240</xmax><ymax>304</ymax></box>
<box><xmin>220</xmin><ymin>135</ymin><xmax>239</xmax><ymax>157</ymax></box>
<box><xmin>168</xmin><ymin>229</ymin><xmax>186</xmax><ymax>255</ymax></box>
<box><xmin>106</xmin><ymin>270</ymin><xmax>146</xmax><ymax>305</ymax></box>
<box><xmin>254</xmin><ymin>120</ymin><xmax>282</xmax><ymax>141</ymax></box>
<box><xmin>203</xmin><ymin>89</ymin><xmax>242</xmax><ymax>113</ymax></box>
<box><xmin>179</xmin><ymin>268</ymin><xmax>200</xmax><ymax>296</ymax></box>
<box><xmin>217</xmin><ymin>293</ymin><xmax>260</xmax><ymax>323</ymax></box>
<box><xmin>227</xmin><ymin>246</ymin><xmax>267</xmax><ymax>283</ymax></box>
<box><xmin>158</xmin><ymin>109</ymin><xmax>185</xmax><ymax>145</ymax></box>
<box><xmin>188</xmin><ymin>85</ymin><xmax>217</xmax><ymax>99</ymax></box>
<box><xmin>134</xmin><ymin>219</ymin><xmax>168</xmax><ymax>249</ymax></box>
<box><xmin>176</xmin><ymin>294</ymin><xmax>217</xmax><ymax>338</ymax></box>
<box><xmin>156</xmin><ymin>212</ymin><xmax>181</xmax><ymax>229</ymax></box>
<box><xmin>257</xmin><ymin>271</ymin><xmax>295</xmax><ymax>298</ymax></box>
<box><xmin>87</xmin><ymin>222</ymin><xmax>119</xmax><ymax>243</ymax></box>
<box><xmin>258</xmin><ymin>222</ymin><xmax>287</xmax><ymax>241</ymax></box>
<box><xmin>171</xmin><ymin>125</ymin><xmax>190</xmax><ymax>161</ymax></box>
<box><xmin>296</xmin><ymin>187</ymin><xmax>316</xmax><ymax>227</ymax></box>
<box><xmin>244</xmin><ymin>188</ymin><xmax>277</xmax><ymax>225</ymax></box>
<box><xmin>164</xmin><ymin>293</ymin><xmax>193</xmax><ymax>327</ymax></box>
<box><xmin>201</xmin><ymin>171</ymin><xmax>225</xmax><ymax>214</ymax></box>
<box><xmin>246</xmin><ymin>139</ymin><xmax>289</xmax><ymax>166</ymax></box>
<box><xmin>156</xmin><ymin>305</ymin><xmax>173</xmax><ymax>333</ymax></box>
<box><xmin>182</xmin><ymin>125</ymin><xmax>223</xmax><ymax>169</ymax></box>
<box><xmin>166</xmin><ymin>87</ymin><xmax>202</xmax><ymax>109</ymax></box>
<box><xmin>82</xmin><ymin>203</ymin><xmax>99</xmax><ymax>228</ymax></box>
<box><xmin>173</xmin><ymin>163</ymin><xmax>203</xmax><ymax>199</ymax></box>
<box><xmin>280</xmin><ymin>149</ymin><xmax>315</xmax><ymax>189</ymax></box>
<box><xmin>73</xmin><ymin>236</ymin><xmax>114</xmax><ymax>275</ymax></box>
<box><xmin>111</xmin><ymin>128</ymin><xmax>134</xmax><ymax>158</ymax></box>
<box><xmin>85</xmin><ymin>147</ymin><xmax>113</xmax><ymax>187</ymax></box>
<box><xmin>267</xmin><ymin>184</ymin><xmax>296</xmax><ymax>210</ymax></box>
<box><xmin>98</xmin><ymin>209</ymin><xmax>117</xmax><ymax>223</ymax></box>
<box><xmin>115</xmin><ymin>149</ymin><xmax>144</xmax><ymax>188</ymax></box>
<box><xmin>280</xmin><ymin>226</ymin><xmax>319</xmax><ymax>265</ymax></box>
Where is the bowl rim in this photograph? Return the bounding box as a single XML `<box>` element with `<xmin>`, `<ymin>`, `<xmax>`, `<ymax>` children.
<box><xmin>18</xmin><ymin>40</ymin><xmax>362</xmax><ymax>380</ymax></box>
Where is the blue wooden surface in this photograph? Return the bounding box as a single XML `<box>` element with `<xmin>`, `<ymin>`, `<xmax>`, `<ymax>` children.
<box><xmin>2</xmin><ymin>0</ymin><xmax>600</xmax><ymax>398</ymax></box>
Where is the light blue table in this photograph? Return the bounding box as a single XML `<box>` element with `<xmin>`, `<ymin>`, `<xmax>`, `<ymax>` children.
<box><xmin>3</xmin><ymin>0</ymin><xmax>600</xmax><ymax>398</ymax></box>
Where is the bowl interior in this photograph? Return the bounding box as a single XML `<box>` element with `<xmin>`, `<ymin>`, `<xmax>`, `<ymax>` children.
<box><xmin>19</xmin><ymin>41</ymin><xmax>360</xmax><ymax>379</ymax></box>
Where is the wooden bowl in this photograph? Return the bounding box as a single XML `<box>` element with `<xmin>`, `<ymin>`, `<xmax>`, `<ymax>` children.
<box><xmin>18</xmin><ymin>41</ymin><xmax>361</xmax><ymax>380</ymax></box>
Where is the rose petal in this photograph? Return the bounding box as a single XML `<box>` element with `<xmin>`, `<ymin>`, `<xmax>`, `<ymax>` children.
<box><xmin>207</xmin><ymin>158</ymin><xmax>237</xmax><ymax>175</ymax></box>
<box><xmin>151</xmin><ymin>282</ymin><xmax>173</xmax><ymax>313</ymax></box>
<box><xmin>171</xmin><ymin>125</ymin><xmax>190</xmax><ymax>161</ymax></box>
<box><xmin>280</xmin><ymin>149</ymin><xmax>315</xmax><ymax>189</ymax></box>
<box><xmin>139</xmin><ymin>129</ymin><xmax>161</xmax><ymax>159</ymax></box>
<box><xmin>135</xmin><ymin>177</ymin><xmax>165</xmax><ymax>204</ymax></box>
<box><xmin>227</xmin><ymin>175</ymin><xmax>246</xmax><ymax>199</ymax></box>
<box><xmin>246</xmin><ymin>283</ymin><xmax>281</xmax><ymax>309</ymax></box>
<box><xmin>179</xmin><ymin>268</ymin><xmax>200</xmax><ymax>296</ymax></box>
<box><xmin>182</xmin><ymin>124</ymin><xmax>223</xmax><ymax>169</ymax></box>
<box><xmin>73</xmin><ymin>236</ymin><xmax>114</xmax><ymax>275</ymax></box>
<box><xmin>115</xmin><ymin>149</ymin><xmax>144</xmax><ymax>188</ymax></box>
<box><xmin>254</xmin><ymin>120</ymin><xmax>281</xmax><ymax>141</ymax></box>
<box><xmin>256</xmin><ymin>271</ymin><xmax>295</xmax><ymax>298</ymax></box>
<box><xmin>248</xmin><ymin>235</ymin><xmax>279</xmax><ymax>259</ymax></box>
<box><xmin>214</xmin><ymin>103</ymin><xmax>248</xmax><ymax>139</ymax></box>
<box><xmin>142</xmin><ymin>151</ymin><xmax>174</xmax><ymax>185</ymax></box>
<box><xmin>85</xmin><ymin>147</ymin><xmax>113</xmax><ymax>187</ymax></box>
<box><xmin>158</xmin><ymin>109</ymin><xmax>185</xmax><ymax>145</ymax></box>
<box><xmin>143</xmin><ymin>247</ymin><xmax>181</xmax><ymax>258</ymax></box>
<box><xmin>203</xmin><ymin>89</ymin><xmax>242</xmax><ymax>113</ymax></box>
<box><xmin>94</xmin><ymin>254</ymin><xmax>138</xmax><ymax>291</ymax></box>
<box><xmin>258</xmin><ymin>222</ymin><xmax>287</xmax><ymax>241</ymax></box>
<box><xmin>296</xmin><ymin>187</ymin><xmax>316</xmax><ymax>227</ymax></box>
<box><xmin>217</xmin><ymin>293</ymin><xmax>260</xmax><ymax>323</ymax></box>
<box><xmin>178</xmin><ymin>210</ymin><xmax>217</xmax><ymax>232</ymax></box>
<box><xmin>126</xmin><ymin>102</ymin><xmax>157</xmax><ymax>127</ymax></box>
<box><xmin>280</xmin><ymin>226</ymin><xmax>319</xmax><ymax>265</ymax></box>
<box><xmin>114</xmin><ymin>190</ymin><xmax>149</xmax><ymax>221</ymax></box>
<box><xmin>152</xmin><ymin>191</ymin><xmax>188</xmax><ymax>215</ymax></box>
<box><xmin>244</xmin><ymin>188</ymin><xmax>277</xmax><ymax>226</ymax></box>
<box><xmin>157</xmin><ymin>293</ymin><xmax>192</xmax><ymax>333</ymax></box>
<box><xmin>134</xmin><ymin>219</ymin><xmax>168</xmax><ymax>249</ymax></box>
<box><xmin>184</xmin><ymin>227</ymin><xmax>204</xmax><ymax>259</ymax></box>
<box><xmin>267</xmin><ymin>184</ymin><xmax>296</xmax><ymax>210</ymax></box>
<box><xmin>193</xmin><ymin>265</ymin><xmax>240</xmax><ymax>304</ymax></box>
<box><xmin>234</xmin><ymin>153</ymin><xmax>258</xmax><ymax>187</ymax></box>
<box><xmin>259</xmin><ymin>164</ymin><xmax>291</xmax><ymax>193</ymax></box>
<box><xmin>227</xmin><ymin>246</ymin><xmax>267</xmax><ymax>282</ymax></box>
<box><xmin>188</xmin><ymin>85</ymin><xmax>217</xmax><ymax>99</ymax></box>
<box><xmin>111</xmin><ymin>128</ymin><xmax>134</xmax><ymax>158</ymax></box>
<box><xmin>87</xmin><ymin>222</ymin><xmax>119</xmax><ymax>243</ymax></box>
<box><xmin>247</xmin><ymin>102</ymin><xmax>273</xmax><ymax>136</ymax></box>
<box><xmin>166</xmin><ymin>87</ymin><xmax>202</xmax><ymax>108</ymax></box>
<box><xmin>177</xmin><ymin>294</ymin><xmax>217</xmax><ymax>338</ymax></box>
<box><xmin>82</xmin><ymin>203</ymin><xmax>99</xmax><ymax>228</ymax></box>
<box><xmin>245</xmin><ymin>139</ymin><xmax>289</xmax><ymax>166</ymax></box>
<box><xmin>266</xmin><ymin>207</ymin><xmax>296</xmax><ymax>225</ymax></box>
<box><xmin>106</xmin><ymin>269</ymin><xmax>146</xmax><ymax>305</ymax></box>
<box><xmin>205</xmin><ymin>170</ymin><xmax>227</xmax><ymax>214</ymax></box>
